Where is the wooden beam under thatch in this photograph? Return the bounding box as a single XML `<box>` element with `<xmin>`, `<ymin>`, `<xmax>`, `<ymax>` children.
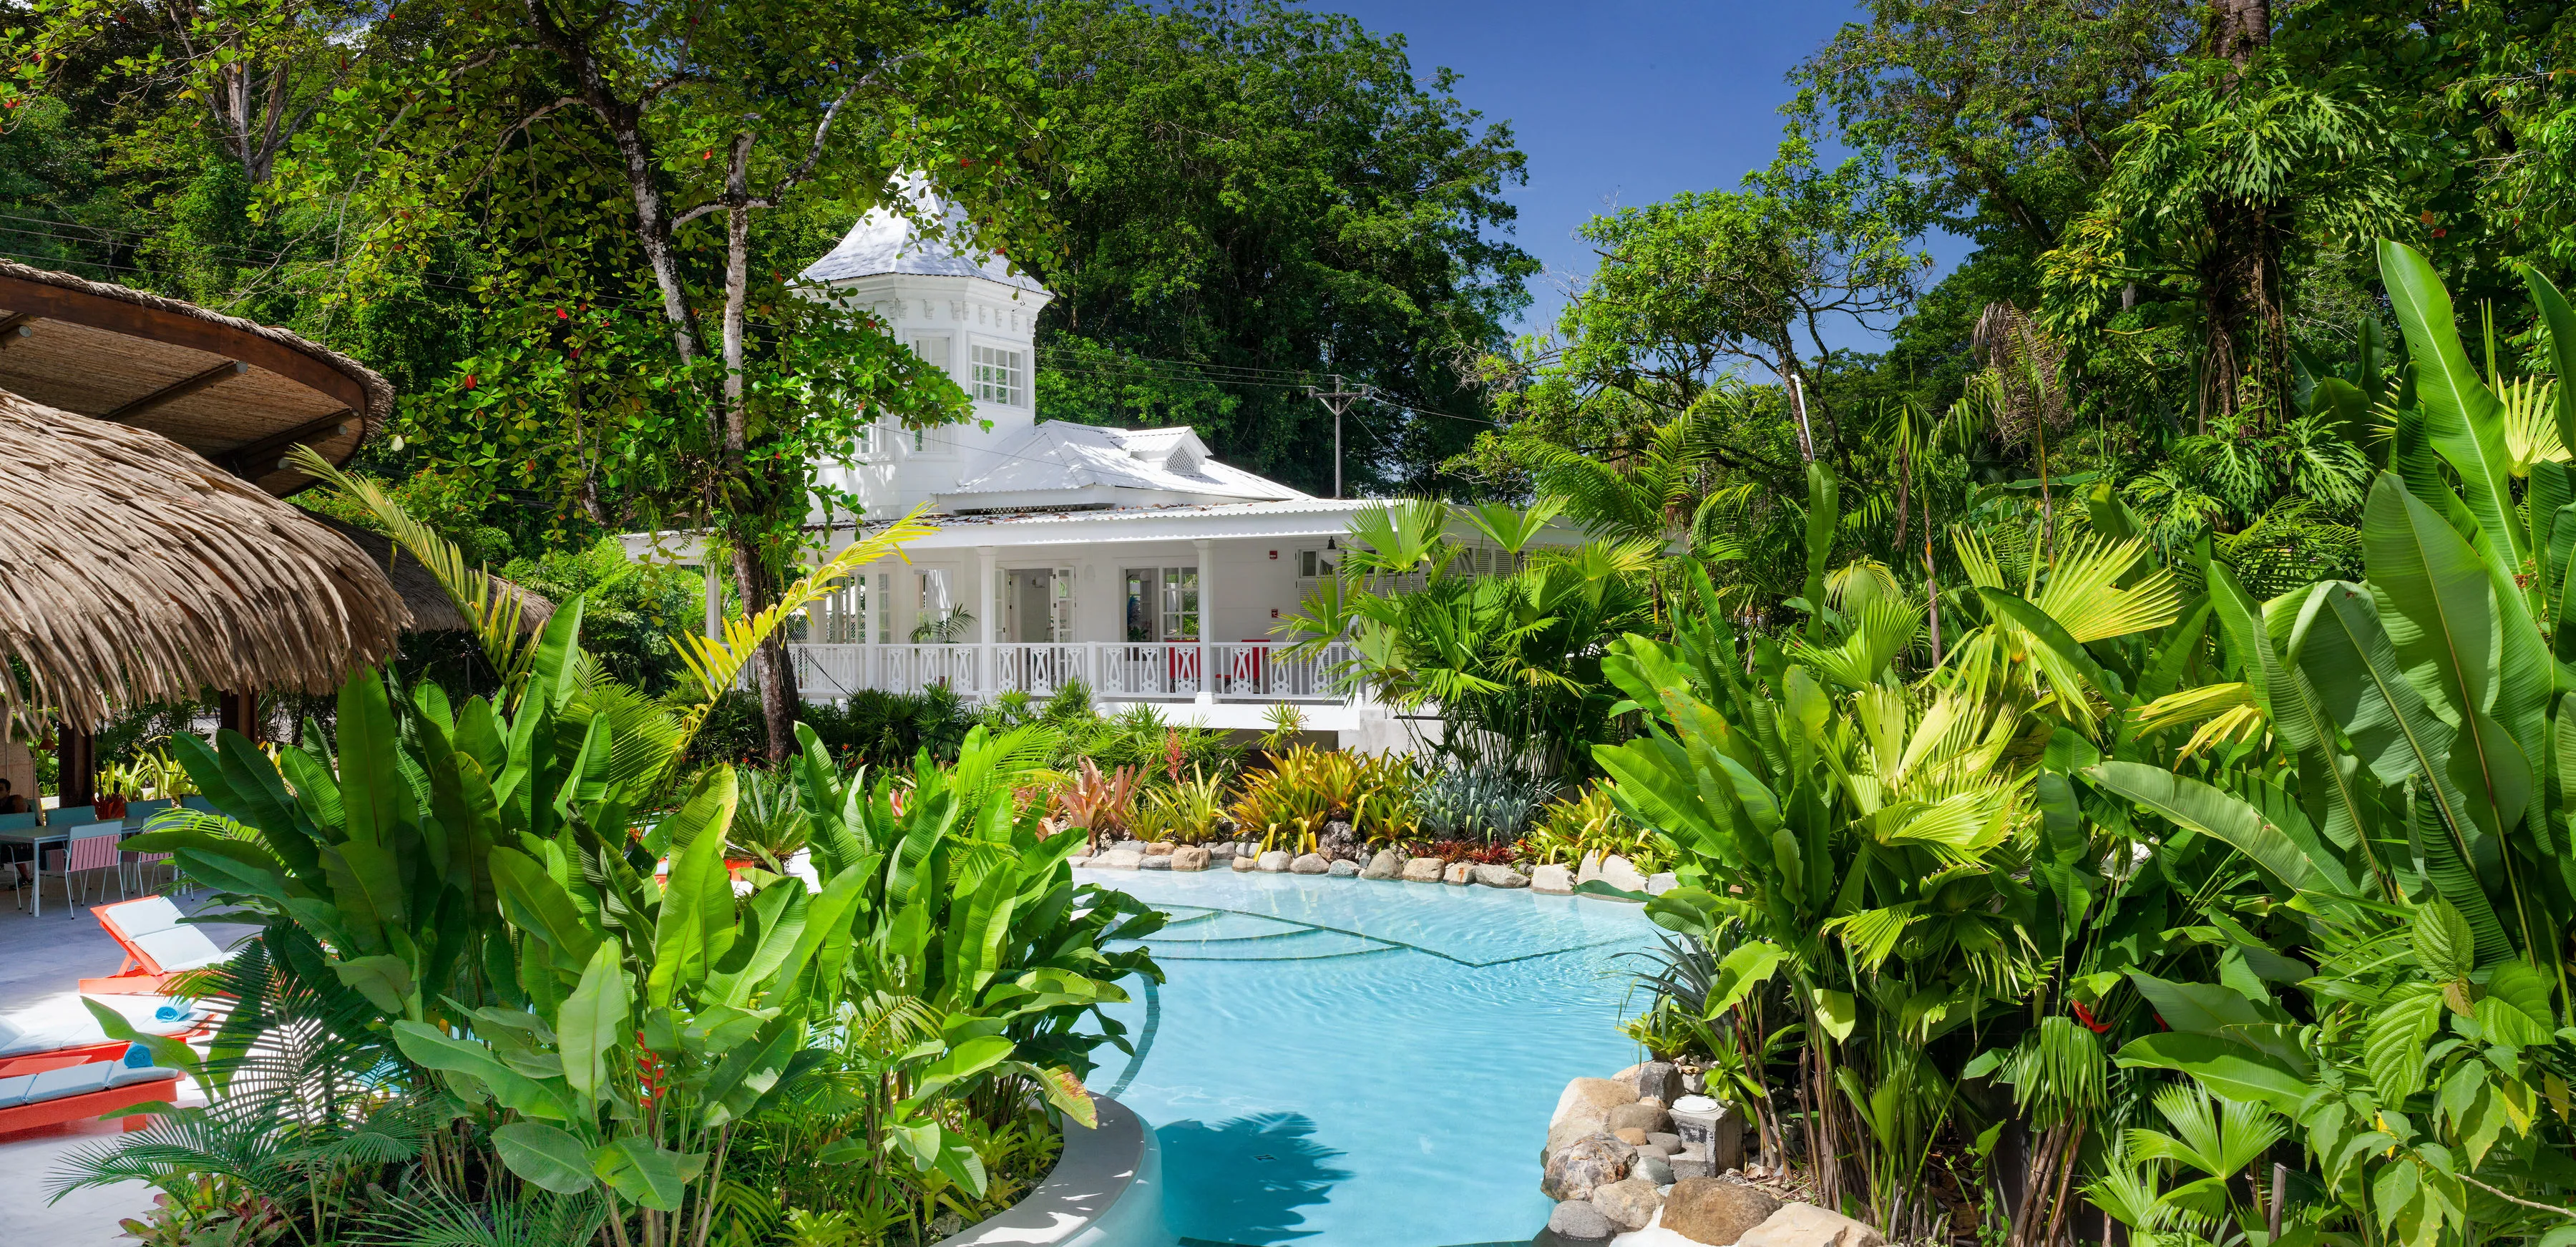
<box><xmin>0</xmin><ymin>262</ymin><xmax>392</xmax><ymax>497</ymax></box>
<box><xmin>0</xmin><ymin>387</ymin><xmax>409</xmax><ymax>735</ymax></box>
<box><xmin>310</xmin><ymin>515</ymin><xmax>555</xmax><ymax>635</ymax></box>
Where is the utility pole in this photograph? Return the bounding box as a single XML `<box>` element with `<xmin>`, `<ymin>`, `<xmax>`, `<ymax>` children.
<box><xmin>1307</xmin><ymin>374</ymin><xmax>1367</xmax><ymax>498</ymax></box>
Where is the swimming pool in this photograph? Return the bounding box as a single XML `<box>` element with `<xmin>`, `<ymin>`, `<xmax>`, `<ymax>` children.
<box><xmin>1078</xmin><ymin>869</ymin><xmax>1659</xmax><ymax>1247</ymax></box>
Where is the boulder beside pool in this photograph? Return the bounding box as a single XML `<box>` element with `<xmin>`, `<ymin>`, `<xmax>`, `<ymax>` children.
<box><xmin>1095</xmin><ymin>849</ymin><xmax>1143</xmax><ymax>870</ymax></box>
<box><xmin>1547</xmin><ymin>1198</ymin><xmax>1618</xmax><ymax>1241</ymax></box>
<box><xmin>1531</xmin><ymin>863</ymin><xmax>1574</xmax><ymax>894</ymax></box>
<box><xmin>1231</xmin><ymin>852</ymin><xmax>1257</xmax><ymax>872</ymax></box>
<box><xmin>1443</xmin><ymin>861</ymin><xmax>1475</xmax><ymax>885</ymax></box>
<box><xmin>1169</xmin><ymin>845</ymin><xmax>1211</xmax><ymax>871</ymax></box>
<box><xmin>1473</xmin><ymin>863</ymin><xmax>1530</xmax><ymax>889</ymax></box>
<box><xmin>1401</xmin><ymin>856</ymin><xmax>1445</xmax><ymax>882</ymax></box>
<box><xmin>1591</xmin><ymin>1177</ymin><xmax>1662</xmax><ymax>1232</ymax></box>
<box><xmin>1362</xmin><ymin>849</ymin><xmax>1401</xmax><ymax>879</ymax></box>
<box><xmin>1256</xmin><ymin>849</ymin><xmax>1293</xmax><ymax>872</ymax></box>
<box><xmin>1540</xmin><ymin>1133</ymin><xmax>1635</xmax><ymax>1200</ymax></box>
<box><xmin>1327</xmin><ymin>859</ymin><xmax>1361</xmax><ymax>877</ymax></box>
<box><xmin>1662</xmin><ymin>1178</ymin><xmax>1782</xmax><ymax>1246</ymax></box>
<box><xmin>1735</xmin><ymin>1201</ymin><xmax>1885</xmax><ymax>1247</ymax></box>
<box><xmin>1290</xmin><ymin>852</ymin><xmax>1330</xmax><ymax>874</ymax></box>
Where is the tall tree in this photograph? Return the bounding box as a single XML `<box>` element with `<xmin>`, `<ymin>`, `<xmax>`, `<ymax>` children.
<box><xmin>1489</xmin><ymin>140</ymin><xmax>1928</xmax><ymax>473</ymax></box>
<box><xmin>1012</xmin><ymin>0</ymin><xmax>1534</xmax><ymax>495</ymax></box>
<box><xmin>281</xmin><ymin>0</ymin><xmax>1049</xmax><ymax>759</ymax></box>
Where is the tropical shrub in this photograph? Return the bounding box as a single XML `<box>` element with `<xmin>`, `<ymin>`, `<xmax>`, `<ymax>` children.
<box><xmin>1592</xmin><ymin>242</ymin><xmax>2576</xmax><ymax>1244</ymax></box>
<box><xmin>1412</xmin><ymin>758</ymin><xmax>1556</xmax><ymax>843</ymax></box>
<box><xmin>1518</xmin><ymin>783</ymin><xmax>1664</xmax><ymax>872</ymax></box>
<box><xmin>59</xmin><ymin>463</ymin><xmax>1160</xmax><ymax>1247</ymax></box>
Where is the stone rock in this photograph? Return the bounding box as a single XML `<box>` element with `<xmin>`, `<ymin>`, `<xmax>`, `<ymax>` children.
<box><xmin>1540</xmin><ymin>1134</ymin><xmax>1635</xmax><ymax>1202</ymax></box>
<box><xmin>1108</xmin><ymin>839</ymin><xmax>1148</xmax><ymax>855</ymax></box>
<box><xmin>1646</xmin><ymin>1131</ymin><xmax>1682</xmax><ymax>1151</ymax></box>
<box><xmin>1635</xmin><ymin>1153</ymin><xmax>1675</xmax><ymax>1187</ymax></box>
<box><xmin>1647</xmin><ymin>871</ymin><xmax>1679</xmax><ymax>895</ymax></box>
<box><xmin>1143</xmin><ymin>841</ymin><xmax>1176</xmax><ymax>856</ymax></box>
<box><xmin>1443</xmin><ymin>861</ymin><xmax>1475</xmax><ymax>885</ymax></box>
<box><xmin>1592</xmin><ymin>1178</ymin><xmax>1664</xmax><ymax>1233</ymax></box>
<box><xmin>1576</xmin><ymin>849</ymin><xmax>1604</xmax><ymax>886</ymax></box>
<box><xmin>1706</xmin><ymin>1104</ymin><xmax>1747</xmax><ymax>1173</ymax></box>
<box><xmin>1327</xmin><ymin>859</ymin><xmax>1361</xmax><ymax>877</ymax></box>
<box><xmin>1634</xmin><ymin>1139</ymin><xmax>1678</xmax><ymax>1159</ymax></box>
<box><xmin>1094</xmin><ymin>849</ymin><xmax>1143</xmax><ymax>870</ymax></box>
<box><xmin>1231</xmin><ymin>852</ymin><xmax>1257</xmax><ymax>872</ymax></box>
<box><xmin>1290</xmin><ymin>852</ymin><xmax>1331</xmax><ymax>874</ymax></box>
<box><xmin>1401</xmin><ymin>856</ymin><xmax>1445</xmax><ymax>882</ymax></box>
<box><xmin>1546</xmin><ymin>1198</ymin><xmax>1619</xmax><ymax>1241</ymax></box>
<box><xmin>1472</xmin><ymin>863</ymin><xmax>1531</xmax><ymax>888</ymax></box>
<box><xmin>1662</xmin><ymin>1178</ymin><xmax>1783</xmax><ymax>1246</ymax></box>
<box><xmin>1613</xmin><ymin>1127</ymin><xmax>1649</xmax><ymax>1145</ymax></box>
<box><xmin>1140</xmin><ymin>854</ymin><xmax>1173</xmax><ymax>870</ymax></box>
<box><xmin>1735</xmin><ymin>1202</ymin><xmax>1886</xmax><ymax>1247</ymax></box>
<box><xmin>1207</xmin><ymin>841</ymin><xmax>1239</xmax><ymax>859</ymax></box>
<box><xmin>1170</xmin><ymin>846</ymin><xmax>1211</xmax><ymax>872</ymax></box>
<box><xmin>1066</xmin><ymin>855</ymin><xmax>1091</xmax><ymax>868</ymax></box>
<box><xmin>1531</xmin><ymin>863</ymin><xmax>1575</xmax><ymax>894</ymax></box>
<box><xmin>1551</xmin><ymin>1077</ymin><xmax>1639</xmax><ymax>1131</ymax></box>
<box><xmin>1670</xmin><ymin>1155</ymin><xmax>1714</xmax><ymax>1182</ymax></box>
<box><xmin>1545</xmin><ymin>1118</ymin><xmax>1603</xmax><ymax>1163</ymax></box>
<box><xmin>1632</xmin><ymin>1060</ymin><xmax>1682</xmax><ymax>1103</ymax></box>
<box><xmin>1362</xmin><ymin>849</ymin><xmax>1402</xmax><ymax>880</ymax></box>
<box><xmin>1608</xmin><ymin>1101</ymin><xmax>1673</xmax><ymax>1135</ymax></box>
<box><xmin>1319</xmin><ymin>820</ymin><xmax>1364</xmax><ymax>861</ymax></box>
<box><xmin>1600</xmin><ymin>854</ymin><xmax>1649</xmax><ymax>894</ymax></box>
<box><xmin>1255</xmin><ymin>849</ymin><xmax>1293</xmax><ymax>873</ymax></box>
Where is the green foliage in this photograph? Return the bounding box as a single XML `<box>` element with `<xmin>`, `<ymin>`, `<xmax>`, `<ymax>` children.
<box><xmin>1013</xmin><ymin>0</ymin><xmax>1534</xmax><ymax>493</ymax></box>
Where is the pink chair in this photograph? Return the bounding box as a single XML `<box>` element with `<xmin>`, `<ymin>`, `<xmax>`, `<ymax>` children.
<box><xmin>46</xmin><ymin>826</ymin><xmax>126</xmax><ymax>909</ymax></box>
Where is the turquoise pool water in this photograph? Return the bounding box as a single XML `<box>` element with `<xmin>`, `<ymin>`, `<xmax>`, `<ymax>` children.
<box><xmin>1076</xmin><ymin>869</ymin><xmax>1658</xmax><ymax>1247</ymax></box>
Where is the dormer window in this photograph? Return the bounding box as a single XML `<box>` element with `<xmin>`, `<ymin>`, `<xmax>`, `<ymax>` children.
<box><xmin>971</xmin><ymin>344</ymin><xmax>1024</xmax><ymax>406</ymax></box>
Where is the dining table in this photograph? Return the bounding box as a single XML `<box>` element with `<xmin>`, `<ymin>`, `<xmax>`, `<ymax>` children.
<box><xmin>0</xmin><ymin>824</ymin><xmax>73</xmax><ymax>917</ymax></box>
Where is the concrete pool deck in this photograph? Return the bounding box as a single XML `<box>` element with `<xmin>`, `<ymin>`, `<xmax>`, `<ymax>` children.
<box><xmin>0</xmin><ymin>882</ymin><xmax>253</xmax><ymax>1246</ymax></box>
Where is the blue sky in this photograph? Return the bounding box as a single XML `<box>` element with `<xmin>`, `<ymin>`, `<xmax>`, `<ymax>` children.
<box><xmin>1328</xmin><ymin>1</ymin><xmax>1949</xmax><ymax>348</ymax></box>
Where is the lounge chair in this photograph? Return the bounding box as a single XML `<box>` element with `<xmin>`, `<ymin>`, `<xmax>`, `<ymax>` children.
<box><xmin>0</xmin><ymin>1046</ymin><xmax>182</xmax><ymax>1138</ymax></box>
<box><xmin>79</xmin><ymin>896</ymin><xmax>231</xmax><ymax>994</ymax></box>
<box><xmin>0</xmin><ymin>992</ymin><xmax>210</xmax><ymax>1077</ymax></box>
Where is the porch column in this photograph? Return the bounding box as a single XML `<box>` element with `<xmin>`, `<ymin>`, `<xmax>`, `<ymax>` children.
<box><xmin>977</xmin><ymin>545</ymin><xmax>998</xmax><ymax>695</ymax></box>
<box><xmin>1195</xmin><ymin>538</ymin><xmax>1215</xmax><ymax>704</ymax></box>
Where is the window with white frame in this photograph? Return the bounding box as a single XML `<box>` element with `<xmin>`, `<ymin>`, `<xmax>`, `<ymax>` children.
<box><xmin>1160</xmin><ymin>566</ymin><xmax>1199</xmax><ymax>640</ymax></box>
<box><xmin>971</xmin><ymin>344</ymin><xmax>1025</xmax><ymax>406</ymax></box>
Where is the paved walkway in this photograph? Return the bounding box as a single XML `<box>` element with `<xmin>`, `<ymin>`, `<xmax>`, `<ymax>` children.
<box><xmin>0</xmin><ymin>878</ymin><xmax>253</xmax><ymax>1246</ymax></box>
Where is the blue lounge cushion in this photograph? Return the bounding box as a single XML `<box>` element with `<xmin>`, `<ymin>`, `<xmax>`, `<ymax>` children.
<box><xmin>0</xmin><ymin>1074</ymin><xmax>32</xmax><ymax>1109</ymax></box>
<box><xmin>107</xmin><ymin>1065</ymin><xmax>178</xmax><ymax>1089</ymax></box>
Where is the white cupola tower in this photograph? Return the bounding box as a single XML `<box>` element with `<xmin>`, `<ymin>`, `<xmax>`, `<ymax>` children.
<box><xmin>801</xmin><ymin>177</ymin><xmax>1055</xmax><ymax>517</ymax></box>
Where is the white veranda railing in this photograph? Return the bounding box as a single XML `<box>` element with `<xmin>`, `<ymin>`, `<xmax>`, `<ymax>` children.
<box><xmin>779</xmin><ymin>640</ymin><xmax>1357</xmax><ymax>703</ymax></box>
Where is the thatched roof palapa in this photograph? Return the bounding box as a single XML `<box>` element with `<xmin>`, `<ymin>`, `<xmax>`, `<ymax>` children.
<box><xmin>0</xmin><ymin>260</ymin><xmax>390</xmax><ymax>497</ymax></box>
<box><xmin>312</xmin><ymin>515</ymin><xmax>556</xmax><ymax>635</ymax></box>
<box><xmin>0</xmin><ymin>388</ymin><xmax>409</xmax><ymax>735</ymax></box>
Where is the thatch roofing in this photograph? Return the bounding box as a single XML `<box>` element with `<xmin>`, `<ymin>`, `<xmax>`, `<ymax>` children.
<box><xmin>0</xmin><ymin>387</ymin><xmax>408</xmax><ymax>734</ymax></box>
<box><xmin>0</xmin><ymin>261</ymin><xmax>389</xmax><ymax>497</ymax></box>
<box><xmin>311</xmin><ymin>515</ymin><xmax>555</xmax><ymax>635</ymax></box>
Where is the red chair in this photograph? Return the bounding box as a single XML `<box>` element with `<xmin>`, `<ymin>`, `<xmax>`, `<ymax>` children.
<box><xmin>81</xmin><ymin>896</ymin><xmax>230</xmax><ymax>994</ymax></box>
<box><xmin>0</xmin><ymin>1050</ymin><xmax>180</xmax><ymax>1138</ymax></box>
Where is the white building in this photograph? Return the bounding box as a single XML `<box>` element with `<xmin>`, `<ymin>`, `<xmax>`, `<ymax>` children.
<box><xmin>627</xmin><ymin>188</ymin><xmax>1549</xmax><ymax>743</ymax></box>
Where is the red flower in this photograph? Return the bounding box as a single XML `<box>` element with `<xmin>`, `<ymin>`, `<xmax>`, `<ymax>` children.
<box><xmin>2070</xmin><ymin>1000</ymin><xmax>2111</xmax><ymax>1035</ymax></box>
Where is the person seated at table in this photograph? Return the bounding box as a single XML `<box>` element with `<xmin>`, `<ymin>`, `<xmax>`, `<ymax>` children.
<box><xmin>0</xmin><ymin>779</ymin><xmax>28</xmax><ymax>882</ymax></box>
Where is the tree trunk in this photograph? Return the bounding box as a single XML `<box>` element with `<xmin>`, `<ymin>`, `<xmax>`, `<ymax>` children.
<box><xmin>2199</xmin><ymin>0</ymin><xmax>2283</xmax><ymax>431</ymax></box>
<box><xmin>2213</xmin><ymin>0</ymin><xmax>2270</xmax><ymax>67</ymax></box>
<box><xmin>2198</xmin><ymin>195</ymin><xmax>2287</xmax><ymax>432</ymax></box>
<box><xmin>719</xmin><ymin>134</ymin><xmax>803</xmax><ymax>761</ymax></box>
